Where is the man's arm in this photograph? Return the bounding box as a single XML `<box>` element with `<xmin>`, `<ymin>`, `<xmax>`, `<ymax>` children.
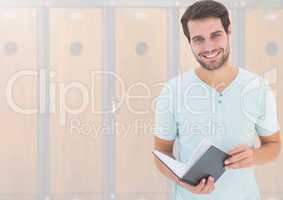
<box><xmin>224</xmin><ymin>131</ymin><xmax>281</xmax><ymax>169</ymax></box>
<box><xmin>253</xmin><ymin>131</ymin><xmax>281</xmax><ymax>165</ymax></box>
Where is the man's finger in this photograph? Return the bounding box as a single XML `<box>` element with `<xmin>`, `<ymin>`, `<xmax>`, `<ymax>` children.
<box><xmin>225</xmin><ymin>152</ymin><xmax>247</xmax><ymax>165</ymax></box>
<box><xmin>193</xmin><ymin>178</ymin><xmax>206</xmax><ymax>193</ymax></box>
<box><xmin>206</xmin><ymin>178</ymin><xmax>215</xmax><ymax>193</ymax></box>
<box><xmin>226</xmin><ymin>158</ymin><xmax>253</xmax><ymax>169</ymax></box>
<box><xmin>207</xmin><ymin>184</ymin><xmax>215</xmax><ymax>193</ymax></box>
<box><xmin>201</xmin><ymin>176</ymin><xmax>214</xmax><ymax>193</ymax></box>
<box><xmin>227</xmin><ymin>144</ymin><xmax>247</xmax><ymax>155</ymax></box>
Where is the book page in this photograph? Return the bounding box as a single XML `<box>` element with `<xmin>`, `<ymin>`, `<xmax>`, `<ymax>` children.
<box><xmin>153</xmin><ymin>150</ymin><xmax>186</xmax><ymax>178</ymax></box>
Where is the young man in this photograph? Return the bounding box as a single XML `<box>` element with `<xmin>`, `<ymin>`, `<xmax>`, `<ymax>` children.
<box><xmin>153</xmin><ymin>0</ymin><xmax>281</xmax><ymax>199</ymax></box>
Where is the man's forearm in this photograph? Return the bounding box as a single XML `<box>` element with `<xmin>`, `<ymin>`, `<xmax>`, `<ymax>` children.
<box><xmin>253</xmin><ymin>142</ymin><xmax>281</xmax><ymax>165</ymax></box>
<box><xmin>154</xmin><ymin>151</ymin><xmax>180</xmax><ymax>183</ymax></box>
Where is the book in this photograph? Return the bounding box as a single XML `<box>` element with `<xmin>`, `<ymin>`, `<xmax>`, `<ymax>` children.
<box><xmin>153</xmin><ymin>138</ymin><xmax>231</xmax><ymax>186</ymax></box>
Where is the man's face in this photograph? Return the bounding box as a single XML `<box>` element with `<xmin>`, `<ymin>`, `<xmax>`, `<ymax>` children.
<box><xmin>188</xmin><ymin>17</ymin><xmax>231</xmax><ymax>70</ymax></box>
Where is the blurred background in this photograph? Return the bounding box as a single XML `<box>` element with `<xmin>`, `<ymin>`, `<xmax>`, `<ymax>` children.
<box><xmin>0</xmin><ymin>0</ymin><xmax>282</xmax><ymax>199</ymax></box>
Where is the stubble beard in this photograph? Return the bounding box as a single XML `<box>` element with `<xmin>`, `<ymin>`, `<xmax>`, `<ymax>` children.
<box><xmin>193</xmin><ymin>44</ymin><xmax>230</xmax><ymax>71</ymax></box>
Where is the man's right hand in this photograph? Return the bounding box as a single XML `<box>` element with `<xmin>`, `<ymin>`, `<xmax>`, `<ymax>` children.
<box><xmin>177</xmin><ymin>176</ymin><xmax>215</xmax><ymax>194</ymax></box>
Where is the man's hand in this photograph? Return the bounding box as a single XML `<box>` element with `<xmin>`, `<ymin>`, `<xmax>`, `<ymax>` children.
<box><xmin>224</xmin><ymin>144</ymin><xmax>255</xmax><ymax>169</ymax></box>
<box><xmin>177</xmin><ymin>176</ymin><xmax>215</xmax><ymax>194</ymax></box>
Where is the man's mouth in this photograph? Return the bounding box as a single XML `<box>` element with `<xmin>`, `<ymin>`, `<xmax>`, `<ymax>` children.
<box><xmin>201</xmin><ymin>50</ymin><xmax>221</xmax><ymax>60</ymax></box>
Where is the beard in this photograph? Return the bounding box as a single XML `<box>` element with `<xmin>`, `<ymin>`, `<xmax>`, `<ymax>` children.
<box><xmin>193</xmin><ymin>43</ymin><xmax>230</xmax><ymax>71</ymax></box>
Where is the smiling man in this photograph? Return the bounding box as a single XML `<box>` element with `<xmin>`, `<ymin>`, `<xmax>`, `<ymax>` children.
<box><xmin>153</xmin><ymin>0</ymin><xmax>281</xmax><ymax>200</ymax></box>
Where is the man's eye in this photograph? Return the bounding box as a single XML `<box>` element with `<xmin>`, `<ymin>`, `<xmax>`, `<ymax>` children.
<box><xmin>212</xmin><ymin>34</ymin><xmax>220</xmax><ymax>38</ymax></box>
<box><xmin>194</xmin><ymin>38</ymin><xmax>203</xmax><ymax>43</ymax></box>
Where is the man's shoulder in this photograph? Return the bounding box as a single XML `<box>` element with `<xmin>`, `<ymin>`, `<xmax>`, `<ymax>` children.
<box><xmin>239</xmin><ymin>67</ymin><xmax>270</xmax><ymax>92</ymax></box>
<box><xmin>239</xmin><ymin>67</ymin><xmax>267</xmax><ymax>83</ymax></box>
<box><xmin>239</xmin><ymin>67</ymin><xmax>259</xmax><ymax>79</ymax></box>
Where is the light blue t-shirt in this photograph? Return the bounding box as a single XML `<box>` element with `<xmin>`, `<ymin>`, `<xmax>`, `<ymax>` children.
<box><xmin>154</xmin><ymin>67</ymin><xmax>280</xmax><ymax>200</ymax></box>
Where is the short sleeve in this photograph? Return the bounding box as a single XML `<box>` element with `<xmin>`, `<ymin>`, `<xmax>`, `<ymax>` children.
<box><xmin>255</xmin><ymin>81</ymin><xmax>280</xmax><ymax>136</ymax></box>
<box><xmin>153</xmin><ymin>82</ymin><xmax>178</xmax><ymax>141</ymax></box>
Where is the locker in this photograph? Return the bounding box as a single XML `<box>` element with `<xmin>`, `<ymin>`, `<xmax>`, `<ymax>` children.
<box><xmin>115</xmin><ymin>8</ymin><xmax>169</xmax><ymax>200</ymax></box>
<box><xmin>0</xmin><ymin>8</ymin><xmax>37</xmax><ymax>198</ymax></box>
<box><xmin>245</xmin><ymin>9</ymin><xmax>283</xmax><ymax>199</ymax></box>
<box><xmin>49</xmin><ymin>8</ymin><xmax>103</xmax><ymax>199</ymax></box>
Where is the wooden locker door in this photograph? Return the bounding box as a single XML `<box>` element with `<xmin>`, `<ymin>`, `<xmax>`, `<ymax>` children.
<box><xmin>0</xmin><ymin>8</ymin><xmax>37</xmax><ymax>199</ymax></box>
<box><xmin>49</xmin><ymin>8</ymin><xmax>103</xmax><ymax>200</ymax></box>
<box><xmin>245</xmin><ymin>9</ymin><xmax>283</xmax><ymax>199</ymax></box>
<box><xmin>115</xmin><ymin>8</ymin><xmax>169</xmax><ymax>200</ymax></box>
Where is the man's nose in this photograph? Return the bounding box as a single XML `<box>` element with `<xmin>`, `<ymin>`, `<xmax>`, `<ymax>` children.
<box><xmin>203</xmin><ymin>40</ymin><xmax>216</xmax><ymax>52</ymax></box>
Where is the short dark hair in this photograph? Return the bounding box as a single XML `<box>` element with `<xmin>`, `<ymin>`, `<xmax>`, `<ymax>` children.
<box><xmin>181</xmin><ymin>0</ymin><xmax>230</xmax><ymax>43</ymax></box>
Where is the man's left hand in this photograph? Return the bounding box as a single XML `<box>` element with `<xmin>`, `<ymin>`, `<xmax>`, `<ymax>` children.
<box><xmin>224</xmin><ymin>144</ymin><xmax>255</xmax><ymax>169</ymax></box>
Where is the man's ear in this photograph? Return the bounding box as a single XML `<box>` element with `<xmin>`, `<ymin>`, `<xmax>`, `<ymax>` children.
<box><xmin>227</xmin><ymin>24</ymin><xmax>232</xmax><ymax>35</ymax></box>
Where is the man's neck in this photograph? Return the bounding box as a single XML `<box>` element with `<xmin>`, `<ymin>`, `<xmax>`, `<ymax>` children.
<box><xmin>195</xmin><ymin>62</ymin><xmax>239</xmax><ymax>93</ymax></box>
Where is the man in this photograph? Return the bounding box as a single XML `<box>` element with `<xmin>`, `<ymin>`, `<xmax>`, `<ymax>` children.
<box><xmin>153</xmin><ymin>0</ymin><xmax>281</xmax><ymax>199</ymax></box>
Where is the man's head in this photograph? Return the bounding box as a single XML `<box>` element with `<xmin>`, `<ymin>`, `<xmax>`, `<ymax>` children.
<box><xmin>181</xmin><ymin>0</ymin><xmax>231</xmax><ymax>70</ymax></box>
